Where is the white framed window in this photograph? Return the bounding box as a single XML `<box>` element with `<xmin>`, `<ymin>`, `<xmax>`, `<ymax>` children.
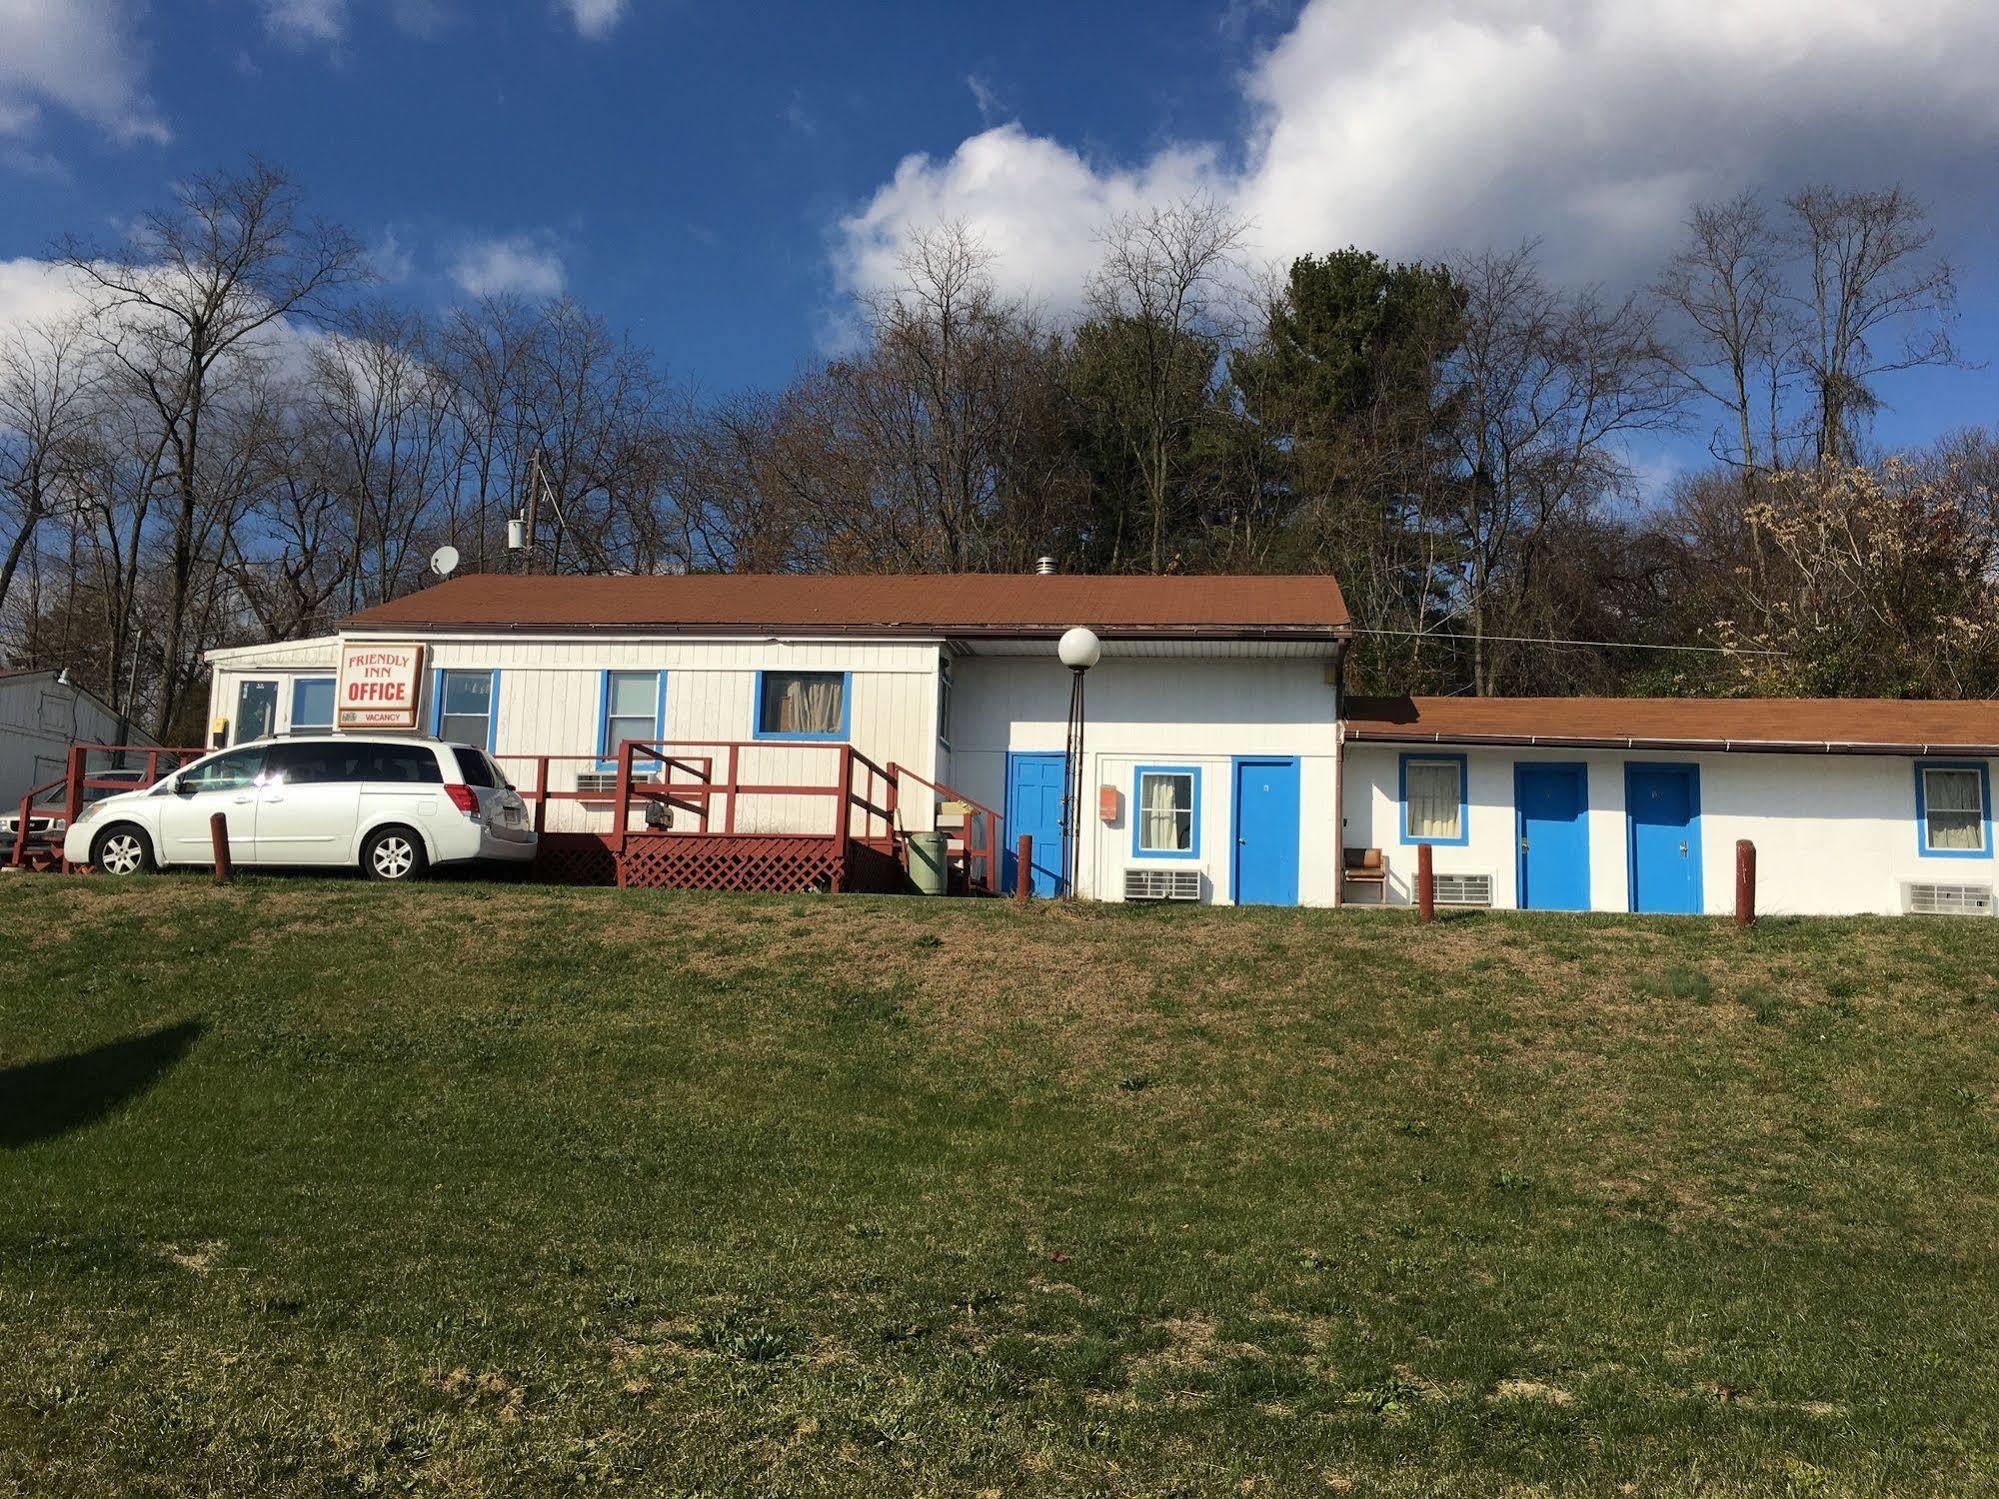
<box><xmin>1401</xmin><ymin>754</ymin><xmax>1467</xmax><ymax>845</ymax></box>
<box><xmin>600</xmin><ymin>670</ymin><xmax>663</xmax><ymax>763</ymax></box>
<box><xmin>1133</xmin><ymin>766</ymin><xmax>1199</xmax><ymax>859</ymax></box>
<box><xmin>435</xmin><ymin>669</ymin><xmax>496</xmax><ymax>751</ymax></box>
<box><xmin>937</xmin><ymin>660</ymin><xmax>953</xmax><ymax>750</ymax></box>
<box><xmin>1918</xmin><ymin>763</ymin><xmax>1990</xmax><ymax>858</ymax></box>
<box><xmin>756</xmin><ymin>670</ymin><xmax>847</xmax><ymax>740</ymax></box>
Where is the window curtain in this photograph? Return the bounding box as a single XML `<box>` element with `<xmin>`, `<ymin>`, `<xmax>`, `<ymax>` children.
<box><xmin>779</xmin><ymin>675</ymin><xmax>842</xmax><ymax>733</ymax></box>
<box><xmin>1141</xmin><ymin>773</ymin><xmax>1191</xmax><ymax>851</ymax></box>
<box><xmin>1926</xmin><ymin>769</ymin><xmax>1984</xmax><ymax>850</ymax></box>
<box><xmin>1406</xmin><ymin>761</ymin><xmax>1461</xmax><ymax>839</ymax></box>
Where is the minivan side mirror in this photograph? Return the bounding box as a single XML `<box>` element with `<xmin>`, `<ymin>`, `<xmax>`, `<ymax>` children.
<box><xmin>172</xmin><ymin>778</ymin><xmax>196</xmax><ymax>797</ymax></box>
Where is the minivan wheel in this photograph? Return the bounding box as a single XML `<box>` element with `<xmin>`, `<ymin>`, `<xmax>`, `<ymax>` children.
<box><xmin>361</xmin><ymin>826</ymin><xmax>428</xmax><ymax>882</ymax></box>
<box><xmin>92</xmin><ymin>824</ymin><xmax>155</xmax><ymax>876</ymax></box>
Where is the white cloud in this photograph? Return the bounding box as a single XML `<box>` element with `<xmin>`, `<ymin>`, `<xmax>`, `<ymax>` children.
<box><xmin>557</xmin><ymin>0</ymin><xmax>626</xmax><ymax>40</ymax></box>
<box><xmin>0</xmin><ymin>0</ymin><xmax>168</xmax><ymax>146</ymax></box>
<box><xmin>0</xmin><ymin>259</ymin><xmax>94</xmax><ymax>332</ymax></box>
<box><xmin>369</xmin><ymin>228</ymin><xmax>415</xmax><ymax>284</ymax></box>
<box><xmin>255</xmin><ymin>0</ymin><xmax>347</xmax><ymax>43</ymax></box>
<box><xmin>448</xmin><ymin>234</ymin><xmax>566</xmax><ymax>299</ymax></box>
<box><xmin>837</xmin><ymin>0</ymin><xmax>1999</xmax><ymax>307</ymax></box>
<box><xmin>838</xmin><ymin>123</ymin><xmax>1224</xmax><ymax>314</ymax></box>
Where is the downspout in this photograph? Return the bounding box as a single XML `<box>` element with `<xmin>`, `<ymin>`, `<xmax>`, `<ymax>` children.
<box><xmin>1330</xmin><ymin>638</ymin><xmax>1349</xmax><ymax>908</ymax></box>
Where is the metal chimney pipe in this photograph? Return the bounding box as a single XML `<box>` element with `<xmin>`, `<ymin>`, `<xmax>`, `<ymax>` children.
<box><xmin>1034</xmin><ymin>556</ymin><xmax>1057</xmax><ymax>575</ymax></box>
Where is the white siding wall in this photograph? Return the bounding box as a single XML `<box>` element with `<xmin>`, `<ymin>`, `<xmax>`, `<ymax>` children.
<box><xmin>212</xmin><ymin>634</ymin><xmax>944</xmax><ymax>836</ymax></box>
<box><xmin>1342</xmin><ymin>742</ymin><xmax>1999</xmax><ymax>917</ymax></box>
<box><xmin>950</xmin><ymin>656</ymin><xmax>1341</xmax><ymax>905</ymax></box>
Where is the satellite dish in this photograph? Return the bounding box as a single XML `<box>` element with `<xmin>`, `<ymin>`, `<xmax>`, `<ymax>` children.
<box><xmin>429</xmin><ymin>545</ymin><xmax>461</xmax><ymax>578</ymax></box>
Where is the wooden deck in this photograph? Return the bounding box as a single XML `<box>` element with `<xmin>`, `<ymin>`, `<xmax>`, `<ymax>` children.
<box><xmin>504</xmin><ymin>739</ymin><xmax>997</xmax><ymax>894</ymax></box>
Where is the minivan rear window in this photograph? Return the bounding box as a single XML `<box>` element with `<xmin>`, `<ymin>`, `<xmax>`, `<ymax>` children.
<box><xmin>452</xmin><ymin>746</ymin><xmax>507</xmax><ymax>788</ymax></box>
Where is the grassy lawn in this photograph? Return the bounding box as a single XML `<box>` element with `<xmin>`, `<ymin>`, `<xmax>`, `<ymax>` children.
<box><xmin>2</xmin><ymin>879</ymin><xmax>1997</xmax><ymax>1496</ymax></box>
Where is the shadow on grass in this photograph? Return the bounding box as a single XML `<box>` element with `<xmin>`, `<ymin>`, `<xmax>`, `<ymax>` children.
<box><xmin>0</xmin><ymin>1018</ymin><xmax>203</xmax><ymax>1148</ymax></box>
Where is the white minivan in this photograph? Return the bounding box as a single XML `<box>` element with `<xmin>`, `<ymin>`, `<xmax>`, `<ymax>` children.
<box><xmin>63</xmin><ymin>736</ymin><xmax>537</xmax><ymax>881</ymax></box>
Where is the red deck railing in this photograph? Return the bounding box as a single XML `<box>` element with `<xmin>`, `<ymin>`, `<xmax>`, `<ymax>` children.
<box><xmin>10</xmin><ymin>742</ymin><xmax>204</xmax><ymax>870</ymax></box>
<box><xmin>886</xmin><ymin>761</ymin><xmax>1002</xmax><ymax>894</ymax></box>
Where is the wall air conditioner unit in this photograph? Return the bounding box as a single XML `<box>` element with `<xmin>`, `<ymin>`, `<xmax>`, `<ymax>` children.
<box><xmin>576</xmin><ymin>771</ymin><xmax>659</xmax><ymax>797</ymax></box>
<box><xmin>1904</xmin><ymin>881</ymin><xmax>1994</xmax><ymax>917</ymax></box>
<box><xmin>1432</xmin><ymin>872</ymin><xmax>1494</xmax><ymax>908</ymax></box>
<box><xmin>1124</xmin><ymin>868</ymin><xmax>1201</xmax><ymax>903</ymax></box>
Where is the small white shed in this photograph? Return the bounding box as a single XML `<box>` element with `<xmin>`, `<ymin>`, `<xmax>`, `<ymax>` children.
<box><xmin>0</xmin><ymin>669</ymin><xmax>157</xmax><ymax>808</ymax></box>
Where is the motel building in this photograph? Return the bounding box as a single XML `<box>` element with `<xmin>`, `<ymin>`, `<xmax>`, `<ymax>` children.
<box><xmin>201</xmin><ymin>571</ymin><xmax>1999</xmax><ymax>916</ymax></box>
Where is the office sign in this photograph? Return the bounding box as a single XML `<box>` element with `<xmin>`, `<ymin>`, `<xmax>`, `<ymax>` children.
<box><xmin>337</xmin><ymin>642</ymin><xmax>426</xmax><ymax>729</ymax></box>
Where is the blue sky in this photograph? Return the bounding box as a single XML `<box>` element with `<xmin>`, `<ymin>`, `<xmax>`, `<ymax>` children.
<box><xmin>3</xmin><ymin>0</ymin><xmax>1997</xmax><ymax>469</ymax></box>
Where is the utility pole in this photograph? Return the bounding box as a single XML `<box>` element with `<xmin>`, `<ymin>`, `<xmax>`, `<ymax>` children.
<box><xmin>519</xmin><ymin>450</ymin><xmax>543</xmax><ymax>575</ymax></box>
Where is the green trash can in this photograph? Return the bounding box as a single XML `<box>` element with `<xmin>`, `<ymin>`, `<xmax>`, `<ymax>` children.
<box><xmin>907</xmin><ymin>831</ymin><xmax>950</xmax><ymax>896</ymax></box>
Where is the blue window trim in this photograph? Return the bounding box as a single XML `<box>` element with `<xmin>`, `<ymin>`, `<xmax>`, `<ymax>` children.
<box><xmin>753</xmin><ymin>668</ymin><xmax>851</xmax><ymax>742</ymax></box>
<box><xmin>1623</xmin><ymin>761</ymin><xmax>1704</xmax><ymax>915</ymax></box>
<box><xmin>1398</xmin><ymin>751</ymin><xmax>1470</xmax><ymax>847</ymax></box>
<box><xmin>1914</xmin><ymin>759</ymin><xmax>1993</xmax><ymax>860</ymax></box>
<box><xmin>596</xmin><ymin>668</ymin><xmax>668</xmax><ymax>770</ymax></box>
<box><xmin>289</xmin><ymin>675</ymin><xmax>335</xmax><ymax>732</ymax></box>
<box><xmin>1513</xmin><ymin>760</ymin><xmax>1590</xmax><ymax>911</ymax></box>
<box><xmin>1131</xmin><ymin>764</ymin><xmax>1202</xmax><ymax>861</ymax></box>
<box><xmin>429</xmin><ymin>667</ymin><xmax>499</xmax><ymax>754</ymax></box>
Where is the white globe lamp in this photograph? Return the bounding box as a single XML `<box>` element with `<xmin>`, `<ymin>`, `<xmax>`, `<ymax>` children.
<box><xmin>1058</xmin><ymin>626</ymin><xmax>1102</xmax><ymax>671</ymax></box>
<box><xmin>1055</xmin><ymin>626</ymin><xmax>1101</xmax><ymax>899</ymax></box>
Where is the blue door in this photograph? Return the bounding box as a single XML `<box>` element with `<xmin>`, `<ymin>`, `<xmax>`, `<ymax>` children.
<box><xmin>1005</xmin><ymin>751</ymin><xmax>1068</xmax><ymax>896</ymax></box>
<box><xmin>1232</xmin><ymin>758</ymin><xmax>1300</xmax><ymax>906</ymax></box>
<box><xmin>1515</xmin><ymin>763</ymin><xmax>1590</xmax><ymax>910</ymax></box>
<box><xmin>1627</xmin><ymin>764</ymin><xmax>1702</xmax><ymax>913</ymax></box>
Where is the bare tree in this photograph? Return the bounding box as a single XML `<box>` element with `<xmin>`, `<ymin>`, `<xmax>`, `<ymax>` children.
<box><xmin>1441</xmin><ymin>244</ymin><xmax>1684</xmax><ymax>693</ymax></box>
<box><xmin>54</xmin><ymin>159</ymin><xmax>368</xmax><ymax>734</ymax></box>
<box><xmin>1783</xmin><ymin>184</ymin><xmax>1960</xmax><ymax>466</ymax></box>
<box><xmin>1656</xmin><ymin>192</ymin><xmax>1794</xmax><ymax>484</ymax></box>
<box><xmin>1084</xmin><ymin>197</ymin><xmax>1249</xmax><ymax>572</ymax></box>
<box><xmin>0</xmin><ymin>317</ymin><xmax>99</xmax><ymax>622</ymax></box>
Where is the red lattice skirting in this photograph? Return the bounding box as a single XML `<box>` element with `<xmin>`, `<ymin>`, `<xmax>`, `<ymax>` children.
<box><xmin>525</xmin><ymin>832</ymin><xmax>913</xmax><ymax>894</ymax></box>
<box><xmin>528</xmin><ymin>833</ymin><xmax>620</xmax><ymax>886</ymax></box>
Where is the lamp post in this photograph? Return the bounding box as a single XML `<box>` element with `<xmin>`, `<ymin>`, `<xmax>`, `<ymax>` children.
<box><xmin>1057</xmin><ymin>626</ymin><xmax>1101</xmax><ymax>898</ymax></box>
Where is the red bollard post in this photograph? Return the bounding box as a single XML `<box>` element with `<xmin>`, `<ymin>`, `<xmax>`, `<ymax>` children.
<box><xmin>1735</xmin><ymin>839</ymin><xmax>1756</xmax><ymax>927</ymax></box>
<box><xmin>1416</xmin><ymin>842</ymin><xmax>1435</xmax><ymax>924</ymax></box>
<box><xmin>210</xmin><ymin>811</ymin><xmax>233</xmax><ymax>886</ymax></box>
<box><xmin>1015</xmin><ymin>833</ymin><xmax>1033</xmax><ymax>904</ymax></box>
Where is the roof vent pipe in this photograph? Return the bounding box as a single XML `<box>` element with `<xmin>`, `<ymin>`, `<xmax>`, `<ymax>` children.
<box><xmin>1034</xmin><ymin>556</ymin><xmax>1057</xmax><ymax>575</ymax></box>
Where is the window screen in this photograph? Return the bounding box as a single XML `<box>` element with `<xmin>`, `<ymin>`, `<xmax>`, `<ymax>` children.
<box><xmin>1404</xmin><ymin>759</ymin><xmax>1463</xmax><ymax>841</ymax></box>
<box><xmin>438</xmin><ymin>671</ymin><xmax>493</xmax><ymax>748</ymax></box>
<box><xmin>758</xmin><ymin>671</ymin><xmax>845</xmax><ymax>736</ymax></box>
<box><xmin>602</xmin><ymin>671</ymin><xmax>659</xmax><ymax>758</ymax></box>
<box><xmin>1924</xmin><ymin>767</ymin><xmax>1985</xmax><ymax>852</ymax></box>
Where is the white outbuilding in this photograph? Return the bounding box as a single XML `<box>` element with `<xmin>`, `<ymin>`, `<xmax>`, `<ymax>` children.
<box><xmin>0</xmin><ymin>668</ymin><xmax>157</xmax><ymax>810</ymax></box>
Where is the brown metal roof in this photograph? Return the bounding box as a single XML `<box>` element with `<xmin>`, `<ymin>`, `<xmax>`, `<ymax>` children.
<box><xmin>1345</xmin><ymin>695</ymin><xmax>1999</xmax><ymax>756</ymax></box>
<box><xmin>341</xmin><ymin>572</ymin><xmax>1351</xmax><ymax>639</ymax></box>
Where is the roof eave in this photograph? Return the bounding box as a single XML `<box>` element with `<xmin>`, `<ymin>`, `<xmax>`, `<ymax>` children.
<box><xmin>1344</xmin><ymin>728</ymin><xmax>1998</xmax><ymax>757</ymax></box>
<box><xmin>337</xmin><ymin>618</ymin><xmax>1351</xmax><ymax>641</ymax></box>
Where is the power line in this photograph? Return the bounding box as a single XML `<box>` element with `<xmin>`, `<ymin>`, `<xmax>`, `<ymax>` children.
<box><xmin>1349</xmin><ymin>625</ymin><xmax>1789</xmax><ymax>657</ymax></box>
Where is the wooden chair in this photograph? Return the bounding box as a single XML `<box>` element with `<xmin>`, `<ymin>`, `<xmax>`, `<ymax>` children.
<box><xmin>1343</xmin><ymin>847</ymin><xmax>1389</xmax><ymax>904</ymax></box>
